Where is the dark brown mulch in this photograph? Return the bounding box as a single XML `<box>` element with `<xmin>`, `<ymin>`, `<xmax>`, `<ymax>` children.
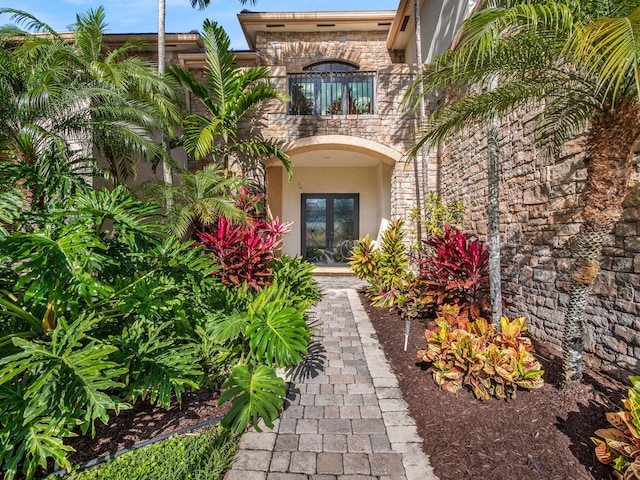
<box><xmin>65</xmin><ymin>388</ymin><xmax>230</xmax><ymax>467</ymax></box>
<box><xmin>359</xmin><ymin>290</ymin><xmax>627</xmax><ymax>480</ymax></box>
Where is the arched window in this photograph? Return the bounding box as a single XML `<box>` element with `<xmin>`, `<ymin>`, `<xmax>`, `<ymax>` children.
<box><xmin>289</xmin><ymin>61</ymin><xmax>374</xmax><ymax>115</ymax></box>
<box><xmin>304</xmin><ymin>61</ymin><xmax>359</xmax><ymax>72</ymax></box>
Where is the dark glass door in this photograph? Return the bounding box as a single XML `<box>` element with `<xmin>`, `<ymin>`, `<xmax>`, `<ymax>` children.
<box><xmin>302</xmin><ymin>194</ymin><xmax>359</xmax><ymax>264</ymax></box>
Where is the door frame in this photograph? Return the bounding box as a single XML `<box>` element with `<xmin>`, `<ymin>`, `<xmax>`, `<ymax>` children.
<box><xmin>301</xmin><ymin>193</ymin><xmax>359</xmax><ymax>264</ymax></box>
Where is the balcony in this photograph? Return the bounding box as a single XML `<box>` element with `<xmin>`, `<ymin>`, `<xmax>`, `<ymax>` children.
<box><xmin>288</xmin><ymin>71</ymin><xmax>376</xmax><ymax>116</ymax></box>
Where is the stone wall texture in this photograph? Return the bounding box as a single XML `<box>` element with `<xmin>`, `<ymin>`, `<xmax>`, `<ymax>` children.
<box><xmin>252</xmin><ymin>30</ymin><xmax>421</xmax><ymax>223</ymax></box>
<box><xmin>438</xmin><ymin>106</ymin><xmax>640</xmax><ymax>379</ymax></box>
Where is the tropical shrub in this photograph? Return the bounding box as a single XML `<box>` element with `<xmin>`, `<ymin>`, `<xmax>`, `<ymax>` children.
<box><xmin>592</xmin><ymin>376</ymin><xmax>640</xmax><ymax>479</ymax></box>
<box><xmin>410</xmin><ymin>192</ymin><xmax>465</xmax><ymax>247</ymax></box>
<box><xmin>198</xmin><ymin>215</ymin><xmax>290</xmax><ymax>291</ymax></box>
<box><xmin>202</xmin><ymin>281</ymin><xmax>312</xmax><ymax>431</ymax></box>
<box><xmin>418</xmin><ymin>313</ymin><xmax>544</xmax><ymax>400</ymax></box>
<box><xmin>197</xmin><ymin>186</ymin><xmax>292</xmax><ymax>291</ymax></box>
<box><xmin>271</xmin><ymin>254</ymin><xmax>322</xmax><ymax>307</ymax></box>
<box><xmin>415</xmin><ymin>225</ymin><xmax>490</xmax><ymax>319</ymax></box>
<box><xmin>0</xmin><ymin>314</ymin><xmax>128</xmax><ymax>480</ymax></box>
<box><xmin>0</xmin><ymin>188</ymin><xmax>232</xmax><ymax>478</ymax></box>
<box><xmin>422</xmin><ymin>192</ymin><xmax>465</xmax><ymax>237</ymax></box>
<box><xmin>349</xmin><ymin>220</ymin><xmax>415</xmax><ymax>311</ymax></box>
<box><xmin>348</xmin><ymin>234</ymin><xmax>378</xmax><ymax>283</ymax></box>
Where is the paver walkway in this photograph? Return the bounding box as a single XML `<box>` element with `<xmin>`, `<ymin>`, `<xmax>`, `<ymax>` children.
<box><xmin>224</xmin><ymin>276</ymin><xmax>438</xmax><ymax>480</ymax></box>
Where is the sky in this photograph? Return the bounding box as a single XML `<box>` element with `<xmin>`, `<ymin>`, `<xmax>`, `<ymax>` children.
<box><xmin>0</xmin><ymin>0</ymin><xmax>400</xmax><ymax>50</ymax></box>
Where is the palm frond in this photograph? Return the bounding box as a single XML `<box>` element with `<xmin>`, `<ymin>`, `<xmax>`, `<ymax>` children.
<box><xmin>201</xmin><ymin>20</ymin><xmax>235</xmax><ymax>113</ymax></box>
<box><xmin>570</xmin><ymin>6</ymin><xmax>640</xmax><ymax>105</ymax></box>
<box><xmin>415</xmin><ymin>75</ymin><xmax>560</xmax><ymax>151</ymax></box>
<box><xmin>0</xmin><ymin>8</ymin><xmax>62</xmax><ymax>37</ymax></box>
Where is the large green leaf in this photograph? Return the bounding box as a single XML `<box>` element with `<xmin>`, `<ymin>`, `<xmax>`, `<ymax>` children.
<box><xmin>206</xmin><ymin>312</ymin><xmax>249</xmax><ymax>344</ymax></box>
<box><xmin>218</xmin><ymin>365</ymin><xmax>286</xmax><ymax>432</ymax></box>
<box><xmin>2</xmin><ymin>222</ymin><xmax>112</xmax><ymax>308</ymax></box>
<box><xmin>0</xmin><ymin>314</ymin><xmax>127</xmax><ymax>478</ymax></box>
<box><xmin>247</xmin><ymin>301</ymin><xmax>310</xmax><ymax>368</ymax></box>
<box><xmin>111</xmin><ymin>320</ymin><xmax>202</xmax><ymax>409</ymax></box>
<box><xmin>0</xmin><ymin>187</ymin><xmax>23</xmax><ymax>236</ymax></box>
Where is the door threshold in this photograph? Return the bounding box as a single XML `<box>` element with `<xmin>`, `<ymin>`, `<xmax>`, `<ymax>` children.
<box><xmin>312</xmin><ymin>265</ymin><xmax>355</xmax><ymax>276</ymax></box>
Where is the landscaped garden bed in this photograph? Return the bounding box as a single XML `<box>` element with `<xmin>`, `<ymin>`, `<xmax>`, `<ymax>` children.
<box><xmin>360</xmin><ymin>291</ymin><xmax>627</xmax><ymax>480</ymax></box>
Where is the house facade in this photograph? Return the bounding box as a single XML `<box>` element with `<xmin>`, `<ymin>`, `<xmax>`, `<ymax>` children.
<box><xmin>106</xmin><ymin>0</ymin><xmax>638</xmax><ymax>377</ymax></box>
<box><xmin>237</xmin><ymin>10</ymin><xmax>417</xmax><ymax>262</ymax></box>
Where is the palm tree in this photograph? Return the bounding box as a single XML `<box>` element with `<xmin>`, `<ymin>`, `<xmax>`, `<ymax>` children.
<box><xmin>145</xmin><ymin>164</ymin><xmax>246</xmax><ymax>238</ymax></box>
<box><xmin>408</xmin><ymin>0</ymin><xmax>640</xmax><ymax>383</ymax></box>
<box><xmin>189</xmin><ymin>0</ymin><xmax>255</xmax><ymax>9</ymax></box>
<box><xmin>156</xmin><ymin>0</ymin><xmax>258</xmax><ymax>189</ymax></box>
<box><xmin>167</xmin><ymin>20</ymin><xmax>292</xmax><ymax>182</ymax></box>
<box><xmin>0</xmin><ymin>7</ymin><xmax>181</xmax><ymax>183</ymax></box>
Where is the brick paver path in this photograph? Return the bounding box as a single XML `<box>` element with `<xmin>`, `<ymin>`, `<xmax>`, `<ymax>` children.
<box><xmin>224</xmin><ymin>276</ymin><xmax>438</xmax><ymax>480</ymax></box>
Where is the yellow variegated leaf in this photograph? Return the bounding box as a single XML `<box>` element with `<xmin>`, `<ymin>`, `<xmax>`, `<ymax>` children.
<box><xmin>495</xmin><ymin>365</ymin><xmax>513</xmax><ymax>381</ymax></box>
<box><xmin>42</xmin><ymin>299</ymin><xmax>56</xmax><ymax>332</ymax></box>
<box><xmin>625</xmin><ymin>462</ymin><xmax>640</xmax><ymax>480</ymax></box>
<box><xmin>514</xmin><ymin>378</ymin><xmax>544</xmax><ymax>390</ymax></box>
<box><xmin>605</xmin><ymin>438</ymin><xmax>633</xmax><ymax>455</ymax></box>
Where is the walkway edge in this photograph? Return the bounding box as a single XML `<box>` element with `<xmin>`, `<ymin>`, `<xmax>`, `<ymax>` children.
<box><xmin>345</xmin><ymin>289</ymin><xmax>439</xmax><ymax>480</ymax></box>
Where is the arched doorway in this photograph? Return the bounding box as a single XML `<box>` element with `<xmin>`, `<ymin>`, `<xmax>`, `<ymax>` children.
<box><xmin>265</xmin><ymin>135</ymin><xmax>400</xmax><ymax>264</ymax></box>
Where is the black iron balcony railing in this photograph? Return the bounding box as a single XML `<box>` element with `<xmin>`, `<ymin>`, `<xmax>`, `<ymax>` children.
<box><xmin>288</xmin><ymin>71</ymin><xmax>376</xmax><ymax>116</ymax></box>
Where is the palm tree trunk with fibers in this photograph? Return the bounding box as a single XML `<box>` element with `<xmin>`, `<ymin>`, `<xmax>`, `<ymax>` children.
<box><xmin>563</xmin><ymin>101</ymin><xmax>640</xmax><ymax>383</ymax></box>
<box><xmin>487</xmin><ymin>75</ymin><xmax>502</xmax><ymax>327</ymax></box>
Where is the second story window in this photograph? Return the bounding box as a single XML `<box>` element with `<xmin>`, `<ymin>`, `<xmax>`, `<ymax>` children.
<box><xmin>288</xmin><ymin>61</ymin><xmax>375</xmax><ymax>116</ymax></box>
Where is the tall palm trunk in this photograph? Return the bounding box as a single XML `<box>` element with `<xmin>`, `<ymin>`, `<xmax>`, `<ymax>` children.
<box><xmin>487</xmin><ymin>75</ymin><xmax>502</xmax><ymax>327</ymax></box>
<box><xmin>158</xmin><ymin>0</ymin><xmax>173</xmax><ymax>199</ymax></box>
<box><xmin>563</xmin><ymin>101</ymin><xmax>640</xmax><ymax>382</ymax></box>
<box><xmin>413</xmin><ymin>0</ymin><xmax>424</xmax><ymax>245</ymax></box>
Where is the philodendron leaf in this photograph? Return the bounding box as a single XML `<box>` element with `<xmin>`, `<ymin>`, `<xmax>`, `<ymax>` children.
<box><xmin>218</xmin><ymin>365</ymin><xmax>286</xmax><ymax>433</ymax></box>
<box><xmin>206</xmin><ymin>312</ymin><xmax>249</xmax><ymax>343</ymax></box>
<box><xmin>247</xmin><ymin>300</ymin><xmax>310</xmax><ymax>367</ymax></box>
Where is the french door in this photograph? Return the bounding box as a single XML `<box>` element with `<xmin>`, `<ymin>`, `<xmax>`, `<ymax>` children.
<box><xmin>302</xmin><ymin>194</ymin><xmax>359</xmax><ymax>264</ymax></box>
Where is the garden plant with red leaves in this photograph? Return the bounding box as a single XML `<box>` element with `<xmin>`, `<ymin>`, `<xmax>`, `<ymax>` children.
<box><xmin>197</xmin><ymin>188</ymin><xmax>291</xmax><ymax>291</ymax></box>
<box><xmin>416</xmin><ymin>225</ymin><xmax>490</xmax><ymax>320</ymax></box>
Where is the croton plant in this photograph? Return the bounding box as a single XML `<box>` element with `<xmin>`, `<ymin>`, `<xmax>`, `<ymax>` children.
<box><xmin>418</xmin><ymin>306</ymin><xmax>544</xmax><ymax>400</ymax></box>
<box><xmin>592</xmin><ymin>376</ymin><xmax>640</xmax><ymax>479</ymax></box>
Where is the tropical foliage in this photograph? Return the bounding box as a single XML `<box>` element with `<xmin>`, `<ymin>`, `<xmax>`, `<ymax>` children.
<box><xmin>0</xmin><ymin>183</ymin><xmax>318</xmax><ymax>478</ymax></box>
<box><xmin>415</xmin><ymin>226</ymin><xmax>491</xmax><ymax>320</ymax></box>
<box><xmin>407</xmin><ymin>0</ymin><xmax>640</xmax><ymax>382</ymax></box>
<box><xmin>0</xmin><ymin>7</ymin><xmax>181</xmax><ymax>183</ymax></box>
<box><xmin>144</xmin><ymin>164</ymin><xmax>247</xmax><ymax>238</ymax></box>
<box><xmin>349</xmin><ymin>220</ymin><xmax>416</xmax><ymax>313</ymax></box>
<box><xmin>196</xmin><ymin>187</ymin><xmax>292</xmax><ymax>291</ymax></box>
<box><xmin>411</xmin><ymin>191</ymin><xmax>465</xmax><ymax>238</ymax></box>
<box><xmin>418</xmin><ymin>310</ymin><xmax>544</xmax><ymax>400</ymax></box>
<box><xmin>0</xmin><ymin>9</ymin><xmax>318</xmax><ymax>478</ymax></box>
<box><xmin>592</xmin><ymin>376</ymin><xmax>640</xmax><ymax>480</ymax></box>
<box><xmin>168</xmin><ymin>20</ymin><xmax>292</xmax><ymax>179</ymax></box>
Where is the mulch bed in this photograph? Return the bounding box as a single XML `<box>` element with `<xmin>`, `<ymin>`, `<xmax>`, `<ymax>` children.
<box><xmin>65</xmin><ymin>388</ymin><xmax>230</xmax><ymax>467</ymax></box>
<box><xmin>359</xmin><ymin>290</ymin><xmax>628</xmax><ymax>480</ymax></box>
<box><xmin>39</xmin><ymin>291</ymin><xmax>628</xmax><ymax>480</ymax></box>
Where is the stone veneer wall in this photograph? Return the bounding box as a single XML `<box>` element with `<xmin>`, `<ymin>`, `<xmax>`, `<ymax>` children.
<box><xmin>438</xmin><ymin>107</ymin><xmax>640</xmax><ymax>379</ymax></box>
<box><xmin>251</xmin><ymin>30</ymin><xmax>421</xmax><ymax>223</ymax></box>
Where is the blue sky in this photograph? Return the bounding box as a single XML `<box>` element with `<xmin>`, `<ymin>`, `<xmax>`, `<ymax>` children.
<box><xmin>1</xmin><ymin>1</ymin><xmax>399</xmax><ymax>50</ymax></box>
